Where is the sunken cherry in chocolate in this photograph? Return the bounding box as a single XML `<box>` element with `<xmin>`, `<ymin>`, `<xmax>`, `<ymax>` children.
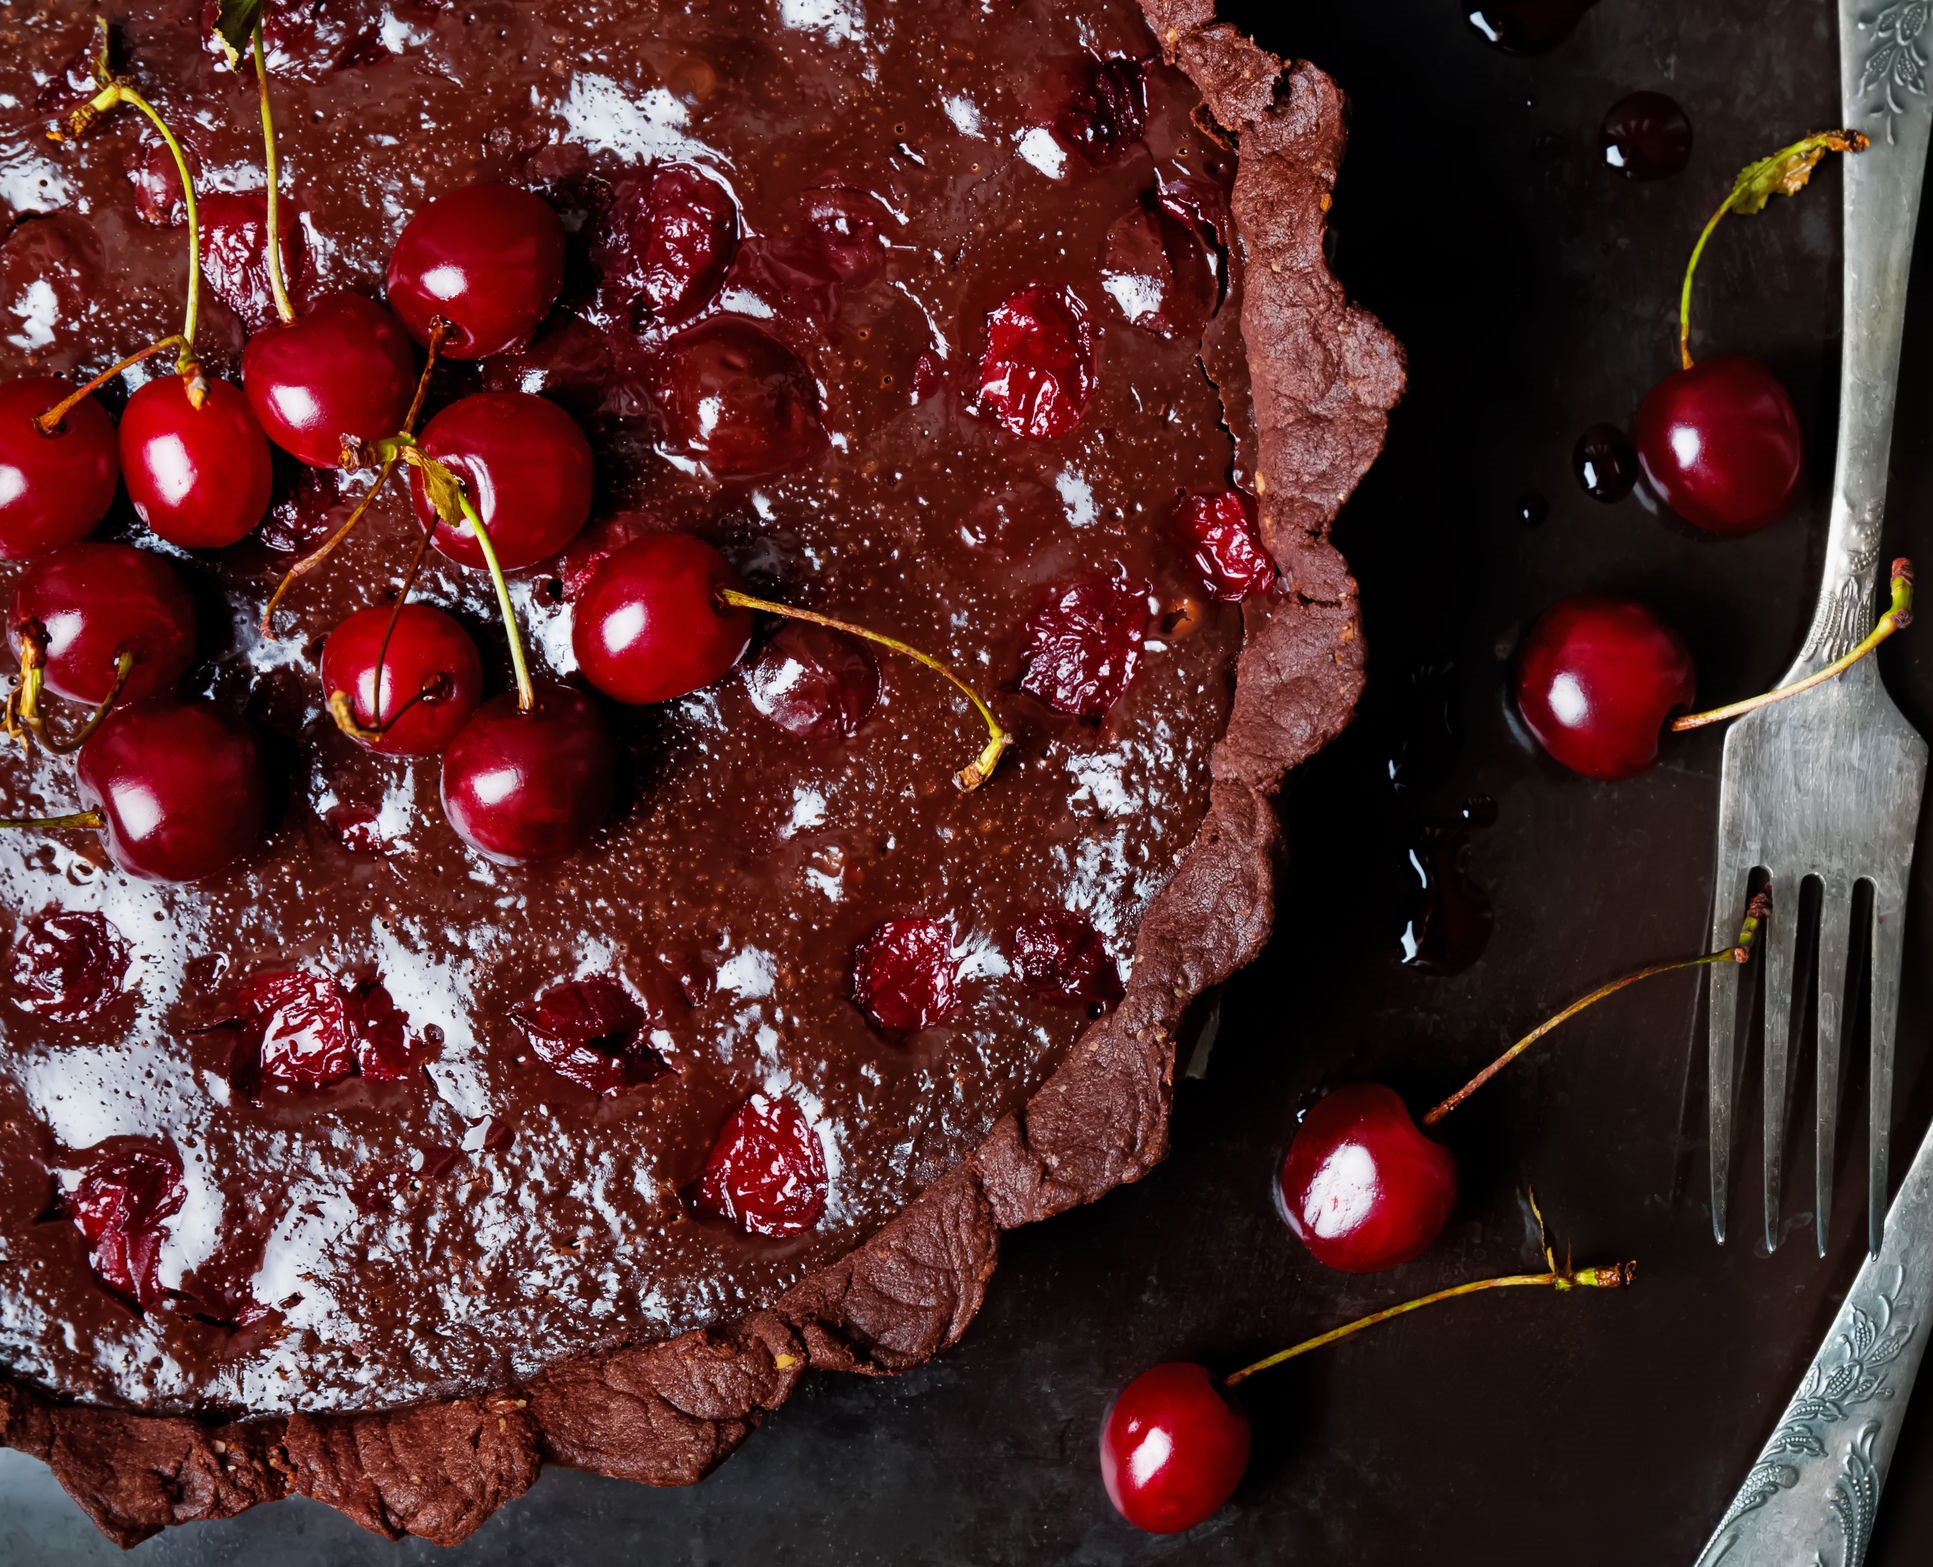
<box><xmin>1277</xmin><ymin>1083</ymin><xmax>1459</xmax><ymax>1273</ymax></box>
<box><xmin>119</xmin><ymin>373</ymin><xmax>273</xmax><ymax>549</ymax></box>
<box><xmin>7</xmin><ymin>908</ymin><xmax>129</xmax><ymax>1021</ymax></box>
<box><xmin>439</xmin><ymin>681</ymin><xmax>616</xmax><ymax>863</ymax></box>
<box><xmin>0</xmin><ymin>377</ymin><xmax>119</xmax><ymax>560</ymax></box>
<box><xmin>648</xmin><ymin>319</ymin><xmax>827</xmax><ymax>479</ymax></box>
<box><xmin>853</xmin><ymin>917</ymin><xmax>960</xmax><ymax>1033</ymax></box>
<box><xmin>573</xmin><ymin>534</ymin><xmax>754</xmax><ymax>706</ymax></box>
<box><xmin>593</xmin><ymin>163</ymin><xmax>739</xmax><ymax>327</ymax></box>
<box><xmin>1634</xmin><ymin>355</ymin><xmax>1803</xmax><ymax>534</ymax></box>
<box><xmin>743</xmin><ymin>622</ymin><xmax>879</xmax><ymax>740</ymax></box>
<box><xmin>1515</xmin><ymin>595</ymin><xmax>1696</xmax><ymax>779</ymax></box>
<box><xmin>1019</xmin><ymin>572</ymin><xmax>1152</xmax><ymax>717</ymax></box>
<box><xmin>1173</xmin><ymin>491</ymin><xmax>1274</xmax><ymax>600</ymax></box>
<box><xmin>68</xmin><ymin>1138</ymin><xmax>185</xmax><ymax>1309</ymax></box>
<box><xmin>512</xmin><ymin>976</ymin><xmax>670</xmax><ymax>1097</ymax></box>
<box><xmin>199</xmin><ymin>190</ymin><xmax>306</xmax><ymax>330</ymax></box>
<box><xmin>1057</xmin><ymin>55</ymin><xmax>1149</xmax><ymax>164</ymax></box>
<box><xmin>690</xmin><ymin>1093</ymin><xmax>827</xmax><ymax>1238</ymax></box>
<box><xmin>408</xmin><ymin>391</ymin><xmax>594</xmax><ymax>571</ymax></box>
<box><xmin>386</xmin><ymin>183</ymin><xmax>567</xmax><ymax>359</ymax></box>
<box><xmin>1100</xmin><ymin>1362</ymin><xmax>1251</xmax><ymax>1534</ymax></box>
<box><xmin>320</xmin><ymin>602</ymin><xmax>483</xmax><ymax>757</ymax></box>
<box><xmin>242</xmin><ymin>291</ymin><xmax>418</xmax><ymax>468</ymax></box>
<box><xmin>235</xmin><ymin>969</ymin><xmax>416</xmax><ymax>1089</ymax></box>
<box><xmin>1011</xmin><ymin>909</ymin><xmax>1121</xmax><ymax>1008</ymax></box>
<box><xmin>979</xmin><ymin>285</ymin><xmax>1097</xmax><ymax>439</ymax></box>
<box><xmin>12</xmin><ymin>542</ymin><xmax>196</xmax><ymax>705</ymax></box>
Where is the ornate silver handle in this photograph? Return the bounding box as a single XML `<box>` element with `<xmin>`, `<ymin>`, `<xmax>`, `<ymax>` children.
<box><xmin>1794</xmin><ymin>1</ymin><xmax>1933</xmax><ymax>675</ymax></box>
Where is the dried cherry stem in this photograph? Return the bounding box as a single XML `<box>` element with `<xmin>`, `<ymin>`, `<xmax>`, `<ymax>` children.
<box><xmin>1679</xmin><ymin>129</ymin><xmax>1867</xmax><ymax>369</ymax></box>
<box><xmin>1421</xmin><ymin>889</ymin><xmax>1771</xmax><ymax>1128</ymax></box>
<box><xmin>4</xmin><ymin>634</ymin><xmax>135</xmax><ymax>758</ymax></box>
<box><xmin>249</xmin><ymin>23</ymin><xmax>294</xmax><ymax>325</ymax></box>
<box><xmin>34</xmin><ymin>334</ymin><xmax>191</xmax><ymax>434</ymax></box>
<box><xmin>717</xmin><ymin>588</ymin><xmax>1012</xmax><ymax>791</ymax></box>
<box><xmin>1671</xmin><ymin>559</ymin><xmax>1914</xmax><ymax>732</ymax></box>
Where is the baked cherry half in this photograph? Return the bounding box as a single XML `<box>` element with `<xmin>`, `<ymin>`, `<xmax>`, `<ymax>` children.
<box><xmin>7</xmin><ymin>908</ymin><xmax>130</xmax><ymax>1021</ymax></box>
<box><xmin>119</xmin><ymin>373</ymin><xmax>273</xmax><ymax>549</ymax></box>
<box><xmin>1011</xmin><ymin>909</ymin><xmax>1122</xmax><ymax>1008</ymax></box>
<box><xmin>409</xmin><ymin>391</ymin><xmax>594</xmax><ymax>571</ymax></box>
<box><xmin>0</xmin><ymin>376</ymin><xmax>120</xmax><ymax>560</ymax></box>
<box><xmin>512</xmin><ymin>976</ymin><xmax>671</xmax><ymax>1096</ymax></box>
<box><xmin>69</xmin><ymin>1138</ymin><xmax>186</xmax><ymax>1309</ymax></box>
<box><xmin>199</xmin><ymin>190</ymin><xmax>307</xmax><ymax>331</ymax></box>
<box><xmin>1173</xmin><ymin>490</ymin><xmax>1274</xmax><ymax>601</ymax></box>
<box><xmin>593</xmin><ymin>163</ymin><xmax>740</xmax><ymax>328</ymax></box>
<box><xmin>1515</xmin><ymin>595</ymin><xmax>1697</xmax><ymax>779</ymax></box>
<box><xmin>1634</xmin><ymin>355</ymin><xmax>1803</xmax><ymax>534</ymax></box>
<box><xmin>1057</xmin><ymin>56</ymin><xmax>1149</xmax><ymax>165</ymax></box>
<box><xmin>1018</xmin><ymin>573</ymin><xmax>1151</xmax><ymax>718</ymax></box>
<box><xmin>648</xmin><ymin>319</ymin><xmax>828</xmax><ymax>480</ymax></box>
<box><xmin>239</xmin><ymin>970</ymin><xmax>356</xmax><ymax>1089</ymax></box>
<box><xmin>572</xmin><ymin>533</ymin><xmax>754</xmax><ymax>705</ymax></box>
<box><xmin>853</xmin><ymin>917</ymin><xmax>960</xmax><ymax>1033</ymax></box>
<box><xmin>243</xmin><ymin>291</ymin><xmax>418</xmax><ymax>468</ymax></box>
<box><xmin>1100</xmin><ymin>1362</ymin><xmax>1250</xmax><ymax>1534</ymax></box>
<box><xmin>386</xmin><ymin>183</ymin><xmax>567</xmax><ymax>359</ymax></box>
<box><xmin>12</xmin><ymin>542</ymin><xmax>196</xmax><ymax>705</ymax></box>
<box><xmin>320</xmin><ymin>602</ymin><xmax>483</xmax><ymax>757</ymax></box>
<box><xmin>690</xmin><ymin>1093</ymin><xmax>828</xmax><ymax>1238</ymax></box>
<box><xmin>979</xmin><ymin>285</ymin><xmax>1097</xmax><ymax>439</ymax></box>
<box><xmin>439</xmin><ymin>682</ymin><xmax>616</xmax><ymax>863</ymax></box>
<box><xmin>1277</xmin><ymin>1083</ymin><xmax>1459</xmax><ymax>1273</ymax></box>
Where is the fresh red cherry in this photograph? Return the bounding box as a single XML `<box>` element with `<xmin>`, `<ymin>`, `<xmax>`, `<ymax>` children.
<box><xmin>75</xmin><ymin>699</ymin><xmax>269</xmax><ymax>882</ymax></box>
<box><xmin>69</xmin><ymin>1139</ymin><xmax>185</xmax><ymax>1309</ymax></box>
<box><xmin>1278</xmin><ymin>1083</ymin><xmax>1459</xmax><ymax>1273</ymax></box>
<box><xmin>572</xmin><ymin>533</ymin><xmax>754</xmax><ymax>705</ymax></box>
<box><xmin>1634</xmin><ymin>355</ymin><xmax>1803</xmax><ymax>534</ymax></box>
<box><xmin>853</xmin><ymin>917</ymin><xmax>960</xmax><ymax>1033</ymax></box>
<box><xmin>118</xmin><ymin>373</ymin><xmax>273</xmax><ymax>549</ymax></box>
<box><xmin>1099</xmin><ymin>1362</ymin><xmax>1250</xmax><ymax>1534</ymax></box>
<box><xmin>242</xmin><ymin>291</ymin><xmax>418</xmax><ymax>468</ymax></box>
<box><xmin>512</xmin><ymin>976</ymin><xmax>671</xmax><ymax>1097</ymax></box>
<box><xmin>199</xmin><ymin>190</ymin><xmax>307</xmax><ymax>331</ymax></box>
<box><xmin>979</xmin><ymin>284</ymin><xmax>1097</xmax><ymax>439</ymax></box>
<box><xmin>593</xmin><ymin>163</ymin><xmax>739</xmax><ymax>328</ymax></box>
<box><xmin>7</xmin><ymin>908</ymin><xmax>129</xmax><ymax>1021</ymax></box>
<box><xmin>0</xmin><ymin>377</ymin><xmax>119</xmax><ymax>560</ymax></box>
<box><xmin>12</xmin><ymin>542</ymin><xmax>196</xmax><ymax>705</ymax></box>
<box><xmin>648</xmin><ymin>319</ymin><xmax>827</xmax><ymax>480</ymax></box>
<box><xmin>743</xmin><ymin>622</ymin><xmax>879</xmax><ymax>740</ymax></box>
<box><xmin>408</xmin><ymin>391</ymin><xmax>594</xmax><ymax>571</ymax></box>
<box><xmin>1011</xmin><ymin>909</ymin><xmax>1122</xmax><ymax>1009</ymax></box>
<box><xmin>320</xmin><ymin>602</ymin><xmax>483</xmax><ymax>757</ymax></box>
<box><xmin>439</xmin><ymin>682</ymin><xmax>616</xmax><ymax>863</ymax></box>
<box><xmin>1173</xmin><ymin>491</ymin><xmax>1274</xmax><ymax>601</ymax></box>
<box><xmin>1018</xmin><ymin>572</ymin><xmax>1151</xmax><ymax>718</ymax></box>
<box><xmin>1516</xmin><ymin>594</ymin><xmax>1697</xmax><ymax>779</ymax></box>
<box><xmin>385</xmin><ymin>182</ymin><xmax>566</xmax><ymax>359</ymax></box>
<box><xmin>689</xmin><ymin>1093</ymin><xmax>827</xmax><ymax>1238</ymax></box>
<box><xmin>1057</xmin><ymin>56</ymin><xmax>1149</xmax><ymax>164</ymax></box>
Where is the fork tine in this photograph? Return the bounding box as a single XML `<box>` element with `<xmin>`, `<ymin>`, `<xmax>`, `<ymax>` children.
<box><xmin>1707</xmin><ymin>865</ymin><xmax>1753</xmax><ymax>1245</ymax></box>
<box><xmin>1869</xmin><ymin>875</ymin><xmax>1909</xmax><ymax>1254</ymax></box>
<box><xmin>1813</xmin><ymin>878</ymin><xmax>1852</xmax><ymax>1257</ymax></box>
<box><xmin>1761</xmin><ymin>890</ymin><xmax>1800</xmax><ymax>1253</ymax></box>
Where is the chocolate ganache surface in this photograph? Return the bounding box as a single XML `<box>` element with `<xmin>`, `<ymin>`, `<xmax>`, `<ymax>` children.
<box><xmin>0</xmin><ymin>0</ymin><xmax>1257</xmax><ymax>1416</ymax></box>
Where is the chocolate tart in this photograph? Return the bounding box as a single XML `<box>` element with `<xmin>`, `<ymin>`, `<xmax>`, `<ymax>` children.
<box><xmin>0</xmin><ymin>0</ymin><xmax>1401</xmax><ymax>1543</ymax></box>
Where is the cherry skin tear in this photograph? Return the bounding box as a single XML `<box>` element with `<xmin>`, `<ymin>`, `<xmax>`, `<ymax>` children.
<box><xmin>1634</xmin><ymin>355</ymin><xmax>1803</xmax><ymax>534</ymax></box>
<box><xmin>386</xmin><ymin>182</ymin><xmax>566</xmax><ymax>359</ymax></box>
<box><xmin>593</xmin><ymin>163</ymin><xmax>739</xmax><ymax>328</ymax></box>
<box><xmin>513</xmin><ymin>976</ymin><xmax>670</xmax><ymax>1097</ymax></box>
<box><xmin>76</xmin><ymin>700</ymin><xmax>269</xmax><ymax>882</ymax></box>
<box><xmin>1019</xmin><ymin>572</ymin><xmax>1151</xmax><ymax>718</ymax></box>
<box><xmin>1516</xmin><ymin>594</ymin><xmax>1697</xmax><ymax>780</ymax></box>
<box><xmin>853</xmin><ymin>917</ymin><xmax>959</xmax><ymax>1033</ymax></box>
<box><xmin>690</xmin><ymin>1093</ymin><xmax>827</xmax><ymax>1238</ymax></box>
<box><xmin>1173</xmin><ymin>491</ymin><xmax>1274</xmax><ymax>601</ymax></box>
<box><xmin>0</xmin><ymin>377</ymin><xmax>119</xmax><ymax>560</ymax></box>
<box><xmin>1099</xmin><ymin>1362</ymin><xmax>1251</xmax><ymax>1535</ymax></box>
<box><xmin>648</xmin><ymin>319</ymin><xmax>828</xmax><ymax>480</ymax></box>
<box><xmin>409</xmin><ymin>391</ymin><xmax>594</xmax><ymax>571</ymax></box>
<box><xmin>243</xmin><ymin>291</ymin><xmax>418</xmax><ymax>469</ymax></box>
<box><xmin>1277</xmin><ymin>1083</ymin><xmax>1459</xmax><ymax>1273</ymax></box>
<box><xmin>12</xmin><ymin>542</ymin><xmax>196</xmax><ymax>705</ymax></box>
<box><xmin>979</xmin><ymin>284</ymin><xmax>1097</xmax><ymax>440</ymax></box>
<box><xmin>439</xmin><ymin>682</ymin><xmax>616</xmax><ymax>863</ymax></box>
<box><xmin>7</xmin><ymin>908</ymin><xmax>130</xmax><ymax>1021</ymax></box>
<box><xmin>743</xmin><ymin>622</ymin><xmax>879</xmax><ymax>741</ymax></box>
<box><xmin>70</xmin><ymin>1139</ymin><xmax>186</xmax><ymax>1309</ymax></box>
<box><xmin>199</xmin><ymin>190</ymin><xmax>307</xmax><ymax>331</ymax></box>
<box><xmin>320</xmin><ymin>603</ymin><xmax>483</xmax><ymax>757</ymax></box>
<box><xmin>573</xmin><ymin>533</ymin><xmax>754</xmax><ymax>706</ymax></box>
<box><xmin>119</xmin><ymin>374</ymin><xmax>274</xmax><ymax>550</ymax></box>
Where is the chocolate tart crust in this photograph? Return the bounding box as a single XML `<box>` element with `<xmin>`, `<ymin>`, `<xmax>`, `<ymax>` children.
<box><xmin>0</xmin><ymin>6</ymin><xmax>1404</xmax><ymax>1545</ymax></box>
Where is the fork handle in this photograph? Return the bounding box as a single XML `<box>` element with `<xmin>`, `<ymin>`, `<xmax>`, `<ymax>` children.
<box><xmin>1693</xmin><ymin>1101</ymin><xmax>1933</xmax><ymax>1565</ymax></box>
<box><xmin>1796</xmin><ymin>2</ymin><xmax>1933</xmax><ymax>679</ymax></box>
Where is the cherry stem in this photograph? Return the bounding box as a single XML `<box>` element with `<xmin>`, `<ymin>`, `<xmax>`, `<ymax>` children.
<box><xmin>452</xmin><ymin>488</ymin><xmax>534</xmax><ymax>714</ymax></box>
<box><xmin>0</xmin><ymin>809</ymin><xmax>105</xmax><ymax>833</ymax></box>
<box><xmin>1669</xmin><ymin>560</ymin><xmax>1915</xmax><ymax>732</ymax></box>
<box><xmin>6</xmin><ymin>635</ymin><xmax>136</xmax><ymax>758</ymax></box>
<box><xmin>717</xmin><ymin>588</ymin><xmax>1012</xmax><ymax>791</ymax></box>
<box><xmin>251</xmin><ymin>23</ymin><xmax>294</xmax><ymax>327</ymax></box>
<box><xmin>34</xmin><ymin>334</ymin><xmax>189</xmax><ymax>435</ymax></box>
<box><xmin>1421</xmin><ymin>888</ymin><xmax>1772</xmax><ymax>1128</ymax></box>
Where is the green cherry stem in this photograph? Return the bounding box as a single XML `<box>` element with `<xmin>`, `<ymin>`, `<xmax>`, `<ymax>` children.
<box><xmin>452</xmin><ymin>488</ymin><xmax>534</xmax><ymax>713</ymax></box>
<box><xmin>716</xmin><ymin>588</ymin><xmax>1012</xmax><ymax>791</ymax></box>
<box><xmin>251</xmin><ymin>22</ymin><xmax>295</xmax><ymax>326</ymax></box>
<box><xmin>34</xmin><ymin>334</ymin><xmax>189</xmax><ymax>435</ymax></box>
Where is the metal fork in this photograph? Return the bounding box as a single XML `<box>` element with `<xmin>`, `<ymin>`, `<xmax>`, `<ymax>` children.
<box><xmin>1706</xmin><ymin>0</ymin><xmax>1932</xmax><ymax>1259</ymax></box>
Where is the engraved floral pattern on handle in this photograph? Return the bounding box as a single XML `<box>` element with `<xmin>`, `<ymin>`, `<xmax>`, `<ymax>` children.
<box><xmin>1861</xmin><ymin>1</ymin><xmax>1932</xmax><ymax>142</ymax></box>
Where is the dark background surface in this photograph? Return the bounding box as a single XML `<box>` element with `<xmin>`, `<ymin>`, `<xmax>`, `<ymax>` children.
<box><xmin>10</xmin><ymin>0</ymin><xmax>1933</xmax><ymax>1560</ymax></box>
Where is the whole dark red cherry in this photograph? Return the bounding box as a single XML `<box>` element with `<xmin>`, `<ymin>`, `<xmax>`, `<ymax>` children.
<box><xmin>648</xmin><ymin>319</ymin><xmax>827</xmax><ymax>479</ymax></box>
<box><xmin>979</xmin><ymin>285</ymin><xmax>1097</xmax><ymax>440</ymax></box>
<box><xmin>119</xmin><ymin>373</ymin><xmax>273</xmax><ymax>549</ymax></box>
<box><xmin>690</xmin><ymin>1093</ymin><xmax>827</xmax><ymax>1238</ymax></box>
<box><xmin>12</xmin><ymin>542</ymin><xmax>196</xmax><ymax>705</ymax></box>
<box><xmin>593</xmin><ymin>163</ymin><xmax>739</xmax><ymax>327</ymax></box>
<box><xmin>242</xmin><ymin>291</ymin><xmax>418</xmax><ymax>468</ymax></box>
<box><xmin>76</xmin><ymin>699</ymin><xmax>269</xmax><ymax>882</ymax></box>
<box><xmin>439</xmin><ymin>682</ymin><xmax>616</xmax><ymax>863</ymax></box>
<box><xmin>1057</xmin><ymin>56</ymin><xmax>1149</xmax><ymax>164</ymax></box>
<box><xmin>513</xmin><ymin>976</ymin><xmax>671</xmax><ymax>1097</ymax></box>
<box><xmin>1277</xmin><ymin>1083</ymin><xmax>1459</xmax><ymax>1273</ymax></box>
<box><xmin>320</xmin><ymin>602</ymin><xmax>483</xmax><ymax>757</ymax></box>
<box><xmin>853</xmin><ymin>917</ymin><xmax>960</xmax><ymax>1033</ymax></box>
<box><xmin>0</xmin><ymin>376</ymin><xmax>119</xmax><ymax>560</ymax></box>
<box><xmin>199</xmin><ymin>189</ymin><xmax>307</xmax><ymax>330</ymax></box>
<box><xmin>69</xmin><ymin>1139</ymin><xmax>185</xmax><ymax>1309</ymax></box>
<box><xmin>1099</xmin><ymin>1362</ymin><xmax>1250</xmax><ymax>1534</ymax></box>
<box><xmin>1515</xmin><ymin>594</ymin><xmax>1696</xmax><ymax>779</ymax></box>
<box><xmin>572</xmin><ymin>533</ymin><xmax>754</xmax><ymax>705</ymax></box>
<box><xmin>743</xmin><ymin>621</ymin><xmax>878</xmax><ymax>740</ymax></box>
<box><xmin>409</xmin><ymin>391</ymin><xmax>594</xmax><ymax>571</ymax></box>
<box><xmin>1634</xmin><ymin>355</ymin><xmax>1803</xmax><ymax>534</ymax></box>
<box><xmin>1018</xmin><ymin>572</ymin><xmax>1152</xmax><ymax>718</ymax></box>
<box><xmin>386</xmin><ymin>182</ymin><xmax>567</xmax><ymax>359</ymax></box>
<box><xmin>1173</xmin><ymin>491</ymin><xmax>1274</xmax><ymax>600</ymax></box>
<box><xmin>7</xmin><ymin>908</ymin><xmax>129</xmax><ymax>1021</ymax></box>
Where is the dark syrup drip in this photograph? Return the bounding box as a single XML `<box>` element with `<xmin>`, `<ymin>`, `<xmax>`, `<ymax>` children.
<box><xmin>1599</xmin><ymin>91</ymin><xmax>1693</xmax><ymax>180</ymax></box>
<box><xmin>1397</xmin><ymin>799</ymin><xmax>1496</xmax><ymax>976</ymax></box>
<box><xmin>1466</xmin><ymin>0</ymin><xmax>1598</xmax><ymax>54</ymax></box>
<box><xmin>1572</xmin><ymin>423</ymin><xmax>1638</xmax><ymax>502</ymax></box>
